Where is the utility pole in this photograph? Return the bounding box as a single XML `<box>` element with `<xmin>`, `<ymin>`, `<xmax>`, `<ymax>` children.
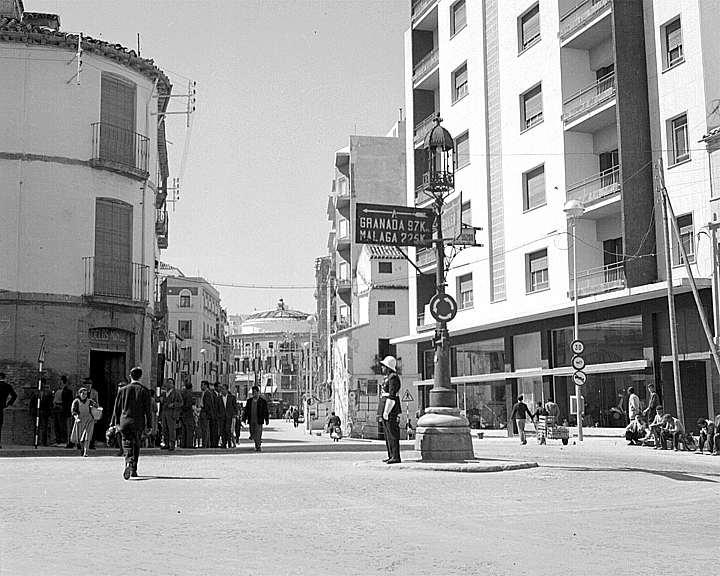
<box><xmin>656</xmin><ymin>160</ymin><xmax>684</xmax><ymax>424</ymax></box>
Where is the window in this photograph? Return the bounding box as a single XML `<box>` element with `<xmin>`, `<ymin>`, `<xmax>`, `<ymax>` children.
<box><xmin>378</xmin><ymin>261</ymin><xmax>393</xmax><ymax>274</ymax></box>
<box><xmin>669</xmin><ymin>113</ymin><xmax>689</xmax><ymax>165</ymax></box>
<box><xmin>178</xmin><ymin>320</ymin><xmax>192</xmax><ymax>339</ymax></box>
<box><xmin>338</xmin><ymin>262</ymin><xmax>350</xmax><ymax>282</ymax></box>
<box><xmin>673</xmin><ymin>213</ymin><xmax>695</xmax><ymax>265</ymax></box>
<box><xmin>523</xmin><ymin>165</ymin><xmax>545</xmax><ymax>211</ymax></box>
<box><xmin>451</xmin><ymin>0</ymin><xmax>466</xmax><ymax>36</ymax></box>
<box><xmin>519</xmin><ymin>4</ymin><xmax>540</xmax><ymax>51</ymax></box>
<box><xmin>179</xmin><ymin>290</ymin><xmax>191</xmax><ymax>307</ymax></box>
<box><xmin>455</xmin><ymin>131</ymin><xmax>470</xmax><ymax>169</ymax></box>
<box><xmin>526</xmin><ymin>249</ymin><xmax>548</xmax><ymax>293</ymax></box>
<box><xmin>338</xmin><ymin>217</ymin><xmax>349</xmax><ymax>238</ymax></box>
<box><xmin>663</xmin><ymin>17</ymin><xmax>683</xmax><ymax>69</ymax></box>
<box><xmin>521</xmin><ymin>84</ymin><xmax>543</xmax><ymax>131</ymax></box>
<box><xmin>378</xmin><ymin>301</ymin><xmax>396</xmax><ymax>315</ymax></box>
<box><xmin>337</xmin><ymin>176</ymin><xmax>348</xmax><ymax>196</ymax></box>
<box><xmin>378</xmin><ymin>339</ymin><xmax>397</xmax><ymax>360</ymax></box>
<box><xmin>94</xmin><ymin>198</ymin><xmax>132</xmax><ymax>298</ymax></box>
<box><xmin>339</xmin><ymin>305</ymin><xmax>349</xmax><ymax>324</ymax></box>
<box><xmin>458</xmin><ymin>274</ymin><xmax>473</xmax><ymax>310</ymax></box>
<box><xmin>452</xmin><ymin>63</ymin><xmax>468</xmax><ymax>103</ymax></box>
<box><xmin>100</xmin><ymin>73</ymin><xmax>137</xmax><ymax>167</ymax></box>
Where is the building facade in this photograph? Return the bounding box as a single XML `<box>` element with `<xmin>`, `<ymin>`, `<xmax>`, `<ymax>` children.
<box><xmin>0</xmin><ymin>3</ymin><xmax>172</xmax><ymax>443</ymax></box>
<box><xmin>400</xmin><ymin>0</ymin><xmax>720</xmax><ymax>433</ymax></box>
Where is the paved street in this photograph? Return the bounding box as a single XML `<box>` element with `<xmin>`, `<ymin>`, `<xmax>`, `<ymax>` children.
<box><xmin>0</xmin><ymin>421</ymin><xmax>716</xmax><ymax>576</ymax></box>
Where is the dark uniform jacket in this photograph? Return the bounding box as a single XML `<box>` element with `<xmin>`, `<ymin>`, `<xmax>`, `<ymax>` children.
<box><xmin>242</xmin><ymin>396</ymin><xmax>269</xmax><ymax>425</ymax></box>
<box><xmin>385</xmin><ymin>373</ymin><xmax>401</xmax><ymax>416</ymax></box>
<box><xmin>0</xmin><ymin>381</ymin><xmax>17</xmax><ymax>410</ymax></box>
<box><xmin>113</xmin><ymin>381</ymin><xmax>152</xmax><ymax>432</ymax></box>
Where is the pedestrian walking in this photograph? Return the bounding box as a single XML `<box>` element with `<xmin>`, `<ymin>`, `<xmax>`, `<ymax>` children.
<box><xmin>112</xmin><ymin>366</ymin><xmax>152</xmax><ymax>480</ymax></box>
<box><xmin>292</xmin><ymin>406</ymin><xmax>300</xmax><ymax>428</ymax></box>
<box><xmin>160</xmin><ymin>378</ymin><xmax>183</xmax><ymax>451</ymax></box>
<box><xmin>70</xmin><ymin>387</ymin><xmax>99</xmax><ymax>457</ymax></box>
<box><xmin>242</xmin><ymin>385</ymin><xmax>269</xmax><ymax>451</ymax></box>
<box><xmin>217</xmin><ymin>384</ymin><xmax>238</xmax><ymax>448</ymax></box>
<box><xmin>510</xmin><ymin>395</ymin><xmax>532</xmax><ymax>445</ymax></box>
<box><xmin>380</xmin><ymin>356</ymin><xmax>402</xmax><ymax>464</ymax></box>
<box><xmin>180</xmin><ymin>382</ymin><xmax>195</xmax><ymax>448</ymax></box>
<box><xmin>0</xmin><ymin>372</ymin><xmax>17</xmax><ymax>449</ymax></box>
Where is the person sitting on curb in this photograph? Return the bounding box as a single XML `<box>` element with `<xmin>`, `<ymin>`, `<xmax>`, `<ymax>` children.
<box><xmin>625</xmin><ymin>414</ymin><xmax>648</xmax><ymax>446</ymax></box>
<box><xmin>697</xmin><ymin>418</ymin><xmax>716</xmax><ymax>455</ymax></box>
<box><xmin>648</xmin><ymin>405</ymin><xmax>669</xmax><ymax>449</ymax></box>
<box><xmin>661</xmin><ymin>414</ymin><xmax>687</xmax><ymax>451</ymax></box>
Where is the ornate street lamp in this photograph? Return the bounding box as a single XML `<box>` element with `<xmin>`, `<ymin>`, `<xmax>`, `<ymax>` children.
<box><xmin>415</xmin><ymin>115</ymin><xmax>474</xmax><ymax>461</ymax></box>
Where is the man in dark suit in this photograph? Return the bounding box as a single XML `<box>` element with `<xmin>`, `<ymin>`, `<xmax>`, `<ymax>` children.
<box><xmin>242</xmin><ymin>385</ymin><xmax>269</xmax><ymax>451</ymax></box>
<box><xmin>217</xmin><ymin>384</ymin><xmax>237</xmax><ymax>448</ymax></box>
<box><xmin>180</xmin><ymin>382</ymin><xmax>195</xmax><ymax>448</ymax></box>
<box><xmin>200</xmin><ymin>381</ymin><xmax>215</xmax><ymax>448</ymax></box>
<box><xmin>209</xmin><ymin>382</ymin><xmax>222</xmax><ymax>448</ymax></box>
<box><xmin>0</xmin><ymin>372</ymin><xmax>17</xmax><ymax>449</ymax></box>
<box><xmin>112</xmin><ymin>367</ymin><xmax>152</xmax><ymax>480</ymax></box>
<box><xmin>160</xmin><ymin>378</ymin><xmax>183</xmax><ymax>451</ymax></box>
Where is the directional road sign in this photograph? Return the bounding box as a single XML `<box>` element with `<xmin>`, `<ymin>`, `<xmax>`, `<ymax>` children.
<box><xmin>429</xmin><ymin>292</ymin><xmax>458</xmax><ymax>323</ymax></box>
<box><xmin>572</xmin><ymin>371</ymin><xmax>587</xmax><ymax>386</ymax></box>
<box><xmin>355</xmin><ymin>203</ymin><xmax>434</xmax><ymax>246</ymax></box>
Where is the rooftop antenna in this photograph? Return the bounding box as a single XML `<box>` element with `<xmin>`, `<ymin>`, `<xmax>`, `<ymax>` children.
<box><xmin>137</xmin><ymin>33</ymin><xmax>141</xmax><ymax>57</ymax></box>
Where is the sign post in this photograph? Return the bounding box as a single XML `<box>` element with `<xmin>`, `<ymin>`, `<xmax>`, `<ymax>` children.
<box><xmin>34</xmin><ymin>336</ymin><xmax>46</xmax><ymax>449</ymax></box>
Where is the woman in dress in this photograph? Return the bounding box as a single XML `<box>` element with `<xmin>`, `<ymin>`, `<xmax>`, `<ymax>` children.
<box><xmin>70</xmin><ymin>387</ymin><xmax>99</xmax><ymax>456</ymax></box>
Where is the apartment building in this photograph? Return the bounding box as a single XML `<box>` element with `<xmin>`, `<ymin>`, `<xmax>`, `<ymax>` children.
<box><xmin>0</xmin><ymin>3</ymin><xmax>172</xmax><ymax>443</ymax></box>
<box><xmin>163</xmin><ymin>276</ymin><xmax>230</xmax><ymax>391</ymax></box>
<box><xmin>400</xmin><ymin>0</ymin><xmax>720</xmax><ymax>433</ymax></box>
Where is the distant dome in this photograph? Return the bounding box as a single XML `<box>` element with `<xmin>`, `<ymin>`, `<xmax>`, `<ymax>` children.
<box><xmin>245</xmin><ymin>308</ymin><xmax>309</xmax><ymax>322</ymax></box>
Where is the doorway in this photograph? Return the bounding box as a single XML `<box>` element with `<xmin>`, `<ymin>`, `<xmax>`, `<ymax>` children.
<box><xmin>89</xmin><ymin>351</ymin><xmax>127</xmax><ymax>442</ymax></box>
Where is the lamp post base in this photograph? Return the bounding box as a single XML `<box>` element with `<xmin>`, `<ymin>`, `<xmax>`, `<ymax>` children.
<box><xmin>414</xmin><ymin>407</ymin><xmax>475</xmax><ymax>461</ymax></box>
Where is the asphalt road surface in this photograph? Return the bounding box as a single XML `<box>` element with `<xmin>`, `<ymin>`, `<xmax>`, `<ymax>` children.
<box><xmin>0</xmin><ymin>422</ymin><xmax>715</xmax><ymax>576</ymax></box>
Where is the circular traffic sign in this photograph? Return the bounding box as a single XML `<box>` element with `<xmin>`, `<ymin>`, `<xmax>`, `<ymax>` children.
<box><xmin>571</xmin><ymin>355</ymin><xmax>585</xmax><ymax>371</ymax></box>
<box><xmin>571</xmin><ymin>339</ymin><xmax>585</xmax><ymax>355</ymax></box>
<box><xmin>429</xmin><ymin>292</ymin><xmax>458</xmax><ymax>323</ymax></box>
<box><xmin>572</xmin><ymin>371</ymin><xmax>587</xmax><ymax>386</ymax></box>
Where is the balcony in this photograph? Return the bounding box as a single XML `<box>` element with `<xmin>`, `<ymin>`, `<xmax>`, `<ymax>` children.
<box><xmin>559</xmin><ymin>0</ymin><xmax>612</xmax><ymax>46</ymax></box>
<box><xmin>90</xmin><ymin>122</ymin><xmax>150</xmax><ymax>180</ymax></box>
<box><xmin>566</xmin><ymin>166</ymin><xmax>620</xmax><ymax>207</ymax></box>
<box><xmin>414</xmin><ymin>112</ymin><xmax>437</xmax><ymax>148</ymax></box>
<box><xmin>417</xmin><ymin>311</ymin><xmax>437</xmax><ymax>332</ymax></box>
<box><xmin>413</xmin><ymin>47</ymin><xmax>439</xmax><ymax>87</ymax></box>
<box><xmin>416</xmin><ymin>247</ymin><xmax>436</xmax><ymax>268</ymax></box>
<box><xmin>571</xmin><ymin>262</ymin><xmax>625</xmax><ymax>298</ymax></box>
<box><xmin>562</xmin><ymin>73</ymin><xmax>615</xmax><ymax>129</ymax></box>
<box><xmin>155</xmin><ymin>209</ymin><xmax>168</xmax><ymax>237</ymax></box>
<box><xmin>336</xmin><ymin>278</ymin><xmax>351</xmax><ymax>293</ymax></box>
<box><xmin>335</xmin><ymin>232</ymin><xmax>350</xmax><ymax>251</ymax></box>
<box><xmin>83</xmin><ymin>257</ymin><xmax>149</xmax><ymax>304</ymax></box>
<box><xmin>412</xmin><ymin>0</ymin><xmax>438</xmax><ymax>25</ymax></box>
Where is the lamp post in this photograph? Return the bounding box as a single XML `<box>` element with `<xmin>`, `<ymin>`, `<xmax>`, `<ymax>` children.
<box><xmin>305</xmin><ymin>315</ymin><xmax>317</xmax><ymax>433</ymax></box>
<box><xmin>564</xmin><ymin>199</ymin><xmax>585</xmax><ymax>442</ymax></box>
<box><xmin>414</xmin><ymin>115</ymin><xmax>474</xmax><ymax>461</ymax></box>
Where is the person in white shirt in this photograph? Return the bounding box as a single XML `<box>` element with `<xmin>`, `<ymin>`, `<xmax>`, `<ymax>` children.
<box><xmin>627</xmin><ymin>387</ymin><xmax>641</xmax><ymax>422</ymax></box>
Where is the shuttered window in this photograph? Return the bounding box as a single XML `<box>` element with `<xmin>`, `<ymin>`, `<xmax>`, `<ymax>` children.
<box><xmin>451</xmin><ymin>1</ymin><xmax>466</xmax><ymax>36</ymax></box>
<box><xmin>458</xmin><ymin>274</ymin><xmax>473</xmax><ymax>309</ymax></box>
<box><xmin>673</xmin><ymin>213</ymin><xmax>695</xmax><ymax>265</ymax></box>
<box><xmin>94</xmin><ymin>198</ymin><xmax>133</xmax><ymax>298</ymax></box>
<box><xmin>522</xmin><ymin>85</ymin><xmax>543</xmax><ymax>130</ymax></box>
<box><xmin>527</xmin><ymin>249</ymin><xmax>548</xmax><ymax>293</ymax></box>
<box><xmin>671</xmin><ymin>114</ymin><xmax>689</xmax><ymax>164</ymax></box>
<box><xmin>456</xmin><ymin>132</ymin><xmax>470</xmax><ymax>169</ymax></box>
<box><xmin>453</xmin><ymin>63</ymin><xmax>468</xmax><ymax>102</ymax></box>
<box><xmin>665</xmin><ymin>18</ymin><xmax>683</xmax><ymax>67</ymax></box>
<box><xmin>100</xmin><ymin>73</ymin><xmax>137</xmax><ymax>167</ymax></box>
<box><xmin>521</xmin><ymin>4</ymin><xmax>540</xmax><ymax>50</ymax></box>
<box><xmin>524</xmin><ymin>165</ymin><xmax>545</xmax><ymax>211</ymax></box>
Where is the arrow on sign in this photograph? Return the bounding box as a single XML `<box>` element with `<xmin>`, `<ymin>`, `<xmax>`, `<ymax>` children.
<box><xmin>359</xmin><ymin>207</ymin><xmax>432</xmax><ymax>219</ymax></box>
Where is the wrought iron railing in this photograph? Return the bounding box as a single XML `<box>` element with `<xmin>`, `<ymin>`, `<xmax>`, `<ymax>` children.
<box><xmin>90</xmin><ymin>122</ymin><xmax>149</xmax><ymax>178</ymax></box>
<box><xmin>570</xmin><ymin>262</ymin><xmax>625</xmax><ymax>298</ymax></box>
<box><xmin>566</xmin><ymin>166</ymin><xmax>620</xmax><ymax>205</ymax></box>
<box><xmin>559</xmin><ymin>0</ymin><xmax>612</xmax><ymax>41</ymax></box>
<box><xmin>412</xmin><ymin>0</ymin><xmax>438</xmax><ymax>24</ymax></box>
<box><xmin>83</xmin><ymin>257</ymin><xmax>149</xmax><ymax>303</ymax></box>
<box><xmin>414</xmin><ymin>112</ymin><xmax>438</xmax><ymax>147</ymax></box>
<box><xmin>413</xmin><ymin>47</ymin><xmax>439</xmax><ymax>85</ymax></box>
<box><xmin>562</xmin><ymin>73</ymin><xmax>615</xmax><ymax>124</ymax></box>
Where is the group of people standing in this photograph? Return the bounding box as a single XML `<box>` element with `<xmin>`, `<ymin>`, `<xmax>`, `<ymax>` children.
<box><xmin>510</xmin><ymin>395</ymin><xmax>561</xmax><ymax>444</ymax></box>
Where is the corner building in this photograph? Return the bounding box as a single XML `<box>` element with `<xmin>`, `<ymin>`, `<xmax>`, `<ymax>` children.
<box><xmin>0</xmin><ymin>4</ymin><xmax>172</xmax><ymax>442</ymax></box>
<box><xmin>399</xmin><ymin>0</ymin><xmax>720</xmax><ymax>433</ymax></box>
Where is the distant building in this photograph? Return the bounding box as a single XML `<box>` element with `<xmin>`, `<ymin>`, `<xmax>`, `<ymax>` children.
<box><xmin>0</xmin><ymin>2</ymin><xmax>172</xmax><ymax>443</ymax></box>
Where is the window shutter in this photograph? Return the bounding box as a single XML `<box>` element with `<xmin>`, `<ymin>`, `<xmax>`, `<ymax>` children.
<box><xmin>455</xmin><ymin>66</ymin><xmax>468</xmax><ymax>98</ymax></box>
<box><xmin>522</xmin><ymin>7</ymin><xmax>540</xmax><ymax>46</ymax></box>
<box><xmin>456</xmin><ymin>133</ymin><xmax>470</xmax><ymax>167</ymax></box>
<box><xmin>525</xmin><ymin>88</ymin><xmax>543</xmax><ymax>124</ymax></box>
<box><xmin>453</xmin><ymin>2</ymin><xmax>466</xmax><ymax>32</ymax></box>
<box><xmin>667</xmin><ymin>20</ymin><xmax>682</xmax><ymax>52</ymax></box>
<box><xmin>529</xmin><ymin>251</ymin><xmax>547</xmax><ymax>274</ymax></box>
<box><xmin>526</xmin><ymin>166</ymin><xmax>545</xmax><ymax>210</ymax></box>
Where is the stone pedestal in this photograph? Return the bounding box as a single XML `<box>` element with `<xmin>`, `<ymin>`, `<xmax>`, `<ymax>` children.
<box><xmin>414</xmin><ymin>407</ymin><xmax>475</xmax><ymax>461</ymax></box>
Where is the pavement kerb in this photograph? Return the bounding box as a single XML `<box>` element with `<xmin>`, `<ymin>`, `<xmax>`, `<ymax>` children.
<box><xmin>355</xmin><ymin>458</ymin><xmax>539</xmax><ymax>473</ymax></box>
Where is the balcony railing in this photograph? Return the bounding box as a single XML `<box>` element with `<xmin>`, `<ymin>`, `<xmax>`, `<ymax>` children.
<box><xmin>562</xmin><ymin>73</ymin><xmax>615</xmax><ymax>124</ymax></box>
<box><xmin>413</xmin><ymin>47</ymin><xmax>439</xmax><ymax>85</ymax></box>
<box><xmin>559</xmin><ymin>0</ymin><xmax>612</xmax><ymax>41</ymax></box>
<box><xmin>414</xmin><ymin>112</ymin><xmax>438</xmax><ymax>147</ymax></box>
<box><xmin>83</xmin><ymin>257</ymin><xmax>149</xmax><ymax>303</ymax></box>
<box><xmin>90</xmin><ymin>122</ymin><xmax>150</xmax><ymax>180</ymax></box>
<box><xmin>566</xmin><ymin>166</ymin><xmax>620</xmax><ymax>205</ymax></box>
<box><xmin>155</xmin><ymin>209</ymin><xmax>168</xmax><ymax>237</ymax></box>
<box><xmin>571</xmin><ymin>262</ymin><xmax>625</xmax><ymax>298</ymax></box>
<box><xmin>412</xmin><ymin>0</ymin><xmax>438</xmax><ymax>24</ymax></box>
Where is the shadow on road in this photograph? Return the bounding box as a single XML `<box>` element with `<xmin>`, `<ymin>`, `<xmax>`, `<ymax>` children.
<box><xmin>553</xmin><ymin>465</ymin><xmax>719</xmax><ymax>483</ymax></box>
<box><xmin>133</xmin><ymin>476</ymin><xmax>220</xmax><ymax>481</ymax></box>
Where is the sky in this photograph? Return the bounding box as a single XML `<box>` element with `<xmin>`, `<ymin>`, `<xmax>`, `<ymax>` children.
<box><xmin>30</xmin><ymin>0</ymin><xmax>409</xmax><ymax>315</ymax></box>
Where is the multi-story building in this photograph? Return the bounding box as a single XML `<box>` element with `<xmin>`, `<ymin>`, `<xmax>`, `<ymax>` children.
<box><xmin>163</xmin><ymin>275</ymin><xmax>230</xmax><ymax>391</ymax></box>
<box><xmin>399</xmin><ymin>0</ymin><xmax>720</xmax><ymax>433</ymax></box>
<box><xmin>0</xmin><ymin>2</ymin><xmax>172</xmax><ymax>443</ymax></box>
<box><xmin>321</xmin><ymin>122</ymin><xmax>419</xmax><ymax>438</ymax></box>
<box><xmin>229</xmin><ymin>300</ymin><xmax>315</xmax><ymax>419</ymax></box>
